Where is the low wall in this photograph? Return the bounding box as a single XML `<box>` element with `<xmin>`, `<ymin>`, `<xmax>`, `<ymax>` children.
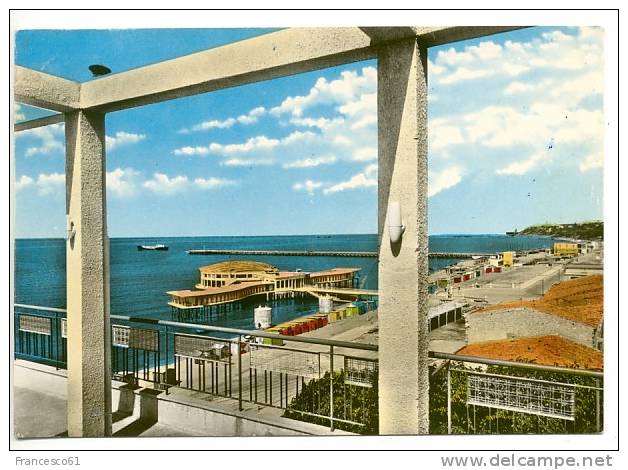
<box><xmin>13</xmin><ymin>361</ymin><xmax>346</xmax><ymax>437</ymax></box>
<box><xmin>466</xmin><ymin>308</ymin><xmax>596</xmax><ymax>348</ymax></box>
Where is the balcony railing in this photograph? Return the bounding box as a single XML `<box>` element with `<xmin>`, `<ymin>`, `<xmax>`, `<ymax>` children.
<box><xmin>13</xmin><ymin>304</ymin><xmax>603</xmax><ymax>435</ymax></box>
<box><xmin>14</xmin><ymin>303</ymin><xmax>378</xmax><ymax>433</ymax></box>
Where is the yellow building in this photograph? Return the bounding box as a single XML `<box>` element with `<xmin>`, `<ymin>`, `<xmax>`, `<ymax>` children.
<box><xmin>553</xmin><ymin>242</ymin><xmax>579</xmax><ymax>257</ymax></box>
<box><xmin>502</xmin><ymin>251</ymin><xmax>515</xmax><ymax>267</ymax></box>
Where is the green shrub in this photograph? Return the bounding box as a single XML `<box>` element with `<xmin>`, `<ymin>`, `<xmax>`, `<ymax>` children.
<box><xmin>283</xmin><ymin>370</ymin><xmax>379</xmax><ymax>435</ymax></box>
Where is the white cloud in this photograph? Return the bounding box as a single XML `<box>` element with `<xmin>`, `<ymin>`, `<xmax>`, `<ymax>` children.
<box><xmin>436</xmin><ymin>47</ymin><xmax>474</xmax><ymax>67</ymax></box>
<box><xmin>496</xmin><ymin>153</ymin><xmax>545</xmax><ymax>176</ymax></box>
<box><xmin>290</xmin><ymin>116</ymin><xmax>344</xmax><ymax>130</ymax></box>
<box><xmin>106</xmin><ymin>131</ymin><xmax>146</xmax><ymax>151</ymax></box>
<box><xmin>174</xmin><ymin>135</ymin><xmax>280</xmax><ymax>156</ymax></box>
<box><xmin>338</xmin><ymin>92</ymin><xmax>376</xmax><ymax>118</ymax></box>
<box><xmin>186</xmin><ymin>118</ymin><xmax>236</xmax><ymax>133</ymax></box>
<box><xmin>283</xmin><ymin>155</ymin><xmax>337</xmax><ymax>169</ymax></box>
<box><xmin>107</xmin><ymin>167</ymin><xmax>140</xmax><ymax>198</ymax></box>
<box><xmin>36</xmin><ymin>172</ymin><xmax>65</xmax><ymax>195</ymax></box>
<box><xmin>428</xmin><ymin>167</ymin><xmax>463</xmax><ymax>197</ymax></box>
<box><xmin>15</xmin><ymin>175</ymin><xmax>34</xmax><ymax>191</ymax></box>
<box><xmin>20</xmin><ymin>123</ymin><xmax>65</xmax><ymax>157</ymax></box>
<box><xmin>292</xmin><ymin>180</ymin><xmax>324</xmax><ymax>195</ymax></box>
<box><xmin>143</xmin><ymin>173</ymin><xmax>189</xmax><ymax>195</ymax></box>
<box><xmin>15</xmin><ymin>103</ymin><xmax>25</xmax><ymax>121</ymax></box>
<box><xmin>431</xmin><ymin>28</ymin><xmax>602</xmax><ymax>87</ymax></box>
<box><xmin>221</xmin><ymin>158</ymin><xmax>274</xmax><ymax>167</ymax></box>
<box><xmin>173</xmin><ymin>146</ymin><xmax>211</xmax><ymax>156</ymax></box>
<box><xmin>324</xmin><ymin>165</ymin><xmax>377</xmax><ymax>194</ymax></box>
<box><xmin>439</xmin><ymin>67</ymin><xmax>491</xmax><ymax>85</ymax></box>
<box><xmin>217</xmin><ymin>135</ymin><xmax>280</xmax><ymax>153</ymax></box>
<box><xmin>468</xmin><ymin>41</ymin><xmax>503</xmax><ymax>61</ymax></box>
<box><xmin>194</xmin><ymin>177</ymin><xmax>237</xmax><ymax>189</ymax></box>
<box><xmin>430</xmin><ymin>124</ymin><xmax>466</xmax><ymax>151</ymax></box>
<box><xmin>579</xmin><ymin>153</ymin><xmax>603</xmax><ymax>173</ymax></box>
<box><xmin>271</xmin><ymin>67</ymin><xmax>376</xmax><ymax>117</ymax></box>
<box><xmin>281</xmin><ymin>131</ymin><xmax>317</xmax><ymax>146</ymax></box>
<box><xmin>175</xmin><ymin>131</ymin><xmax>317</xmax><ymax>159</ymax></box>
<box><xmin>236</xmin><ymin>106</ymin><xmax>266</xmax><ymax>125</ymax></box>
<box><xmin>503</xmin><ymin>81</ymin><xmax>534</xmax><ymax>95</ymax></box>
<box><xmin>180</xmin><ymin>106</ymin><xmax>267</xmax><ymax>133</ymax></box>
<box><xmin>352</xmin><ymin>147</ymin><xmax>377</xmax><ymax>162</ymax></box>
<box><xmin>174</xmin><ymin>67</ymin><xmax>378</xmax><ymax>171</ymax></box>
<box><xmin>15</xmin><ymin>172</ymin><xmax>66</xmax><ymax>195</ymax></box>
<box><xmin>433</xmin><ymin>103</ymin><xmax>603</xmax><ymax>154</ymax></box>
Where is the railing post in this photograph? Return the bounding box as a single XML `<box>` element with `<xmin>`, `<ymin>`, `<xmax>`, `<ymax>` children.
<box><xmin>447</xmin><ymin>363</ymin><xmax>452</xmax><ymax>435</ymax></box>
<box><xmin>329</xmin><ymin>344</ymin><xmax>334</xmax><ymax>431</ymax></box>
<box><xmin>596</xmin><ymin>378</ymin><xmax>601</xmax><ymax>432</ymax></box>
<box><xmin>164</xmin><ymin>325</ymin><xmax>169</xmax><ymax>394</ymax></box>
<box><xmin>238</xmin><ymin>334</ymin><xmax>243</xmax><ymax>411</ymax></box>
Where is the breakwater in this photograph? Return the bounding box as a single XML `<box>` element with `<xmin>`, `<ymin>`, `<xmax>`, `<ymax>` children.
<box><xmin>186</xmin><ymin>249</ymin><xmax>491</xmax><ymax>259</ymax></box>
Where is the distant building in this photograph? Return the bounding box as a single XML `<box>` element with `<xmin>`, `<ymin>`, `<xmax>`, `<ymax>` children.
<box><xmin>553</xmin><ymin>242</ymin><xmax>579</xmax><ymax>257</ymax></box>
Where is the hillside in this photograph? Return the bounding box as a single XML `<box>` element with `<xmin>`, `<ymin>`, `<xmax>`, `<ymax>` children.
<box><xmin>518</xmin><ymin>221</ymin><xmax>603</xmax><ymax>240</ymax></box>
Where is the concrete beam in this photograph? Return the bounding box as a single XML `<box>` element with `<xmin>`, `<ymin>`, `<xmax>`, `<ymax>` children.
<box><xmin>414</xmin><ymin>26</ymin><xmax>526</xmax><ymax>47</ymax></box>
<box><xmin>78</xmin><ymin>26</ymin><xmax>525</xmax><ymax>112</ymax></box>
<box><xmin>377</xmin><ymin>38</ymin><xmax>429</xmax><ymax>435</ymax></box>
<box><xmin>15</xmin><ymin>66</ymin><xmax>81</xmax><ymax>112</ymax></box>
<box><xmin>79</xmin><ymin>28</ymin><xmax>376</xmax><ymax>112</ymax></box>
<box><xmin>361</xmin><ymin>26</ymin><xmax>525</xmax><ymax>47</ymax></box>
<box><xmin>14</xmin><ymin>113</ymin><xmax>64</xmax><ymax>133</ymax></box>
<box><xmin>65</xmin><ymin>110</ymin><xmax>112</xmax><ymax>437</ymax></box>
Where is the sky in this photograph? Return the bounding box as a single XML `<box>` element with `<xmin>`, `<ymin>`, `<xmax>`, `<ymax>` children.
<box><xmin>13</xmin><ymin>26</ymin><xmax>605</xmax><ymax>238</ymax></box>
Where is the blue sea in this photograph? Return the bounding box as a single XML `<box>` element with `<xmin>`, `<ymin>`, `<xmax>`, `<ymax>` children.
<box><xmin>14</xmin><ymin>234</ymin><xmax>553</xmax><ymax>329</ymax></box>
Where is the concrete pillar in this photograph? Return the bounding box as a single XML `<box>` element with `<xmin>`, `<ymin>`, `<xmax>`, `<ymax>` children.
<box><xmin>377</xmin><ymin>38</ymin><xmax>429</xmax><ymax>434</ymax></box>
<box><xmin>65</xmin><ymin>110</ymin><xmax>112</xmax><ymax>437</ymax></box>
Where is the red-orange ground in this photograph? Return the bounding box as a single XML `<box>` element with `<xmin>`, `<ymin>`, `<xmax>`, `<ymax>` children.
<box><xmin>457</xmin><ymin>335</ymin><xmax>603</xmax><ymax>370</ymax></box>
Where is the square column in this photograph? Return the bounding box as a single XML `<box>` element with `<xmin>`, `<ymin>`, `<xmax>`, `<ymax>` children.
<box><xmin>65</xmin><ymin>110</ymin><xmax>112</xmax><ymax>437</ymax></box>
<box><xmin>377</xmin><ymin>38</ymin><xmax>429</xmax><ymax>434</ymax></box>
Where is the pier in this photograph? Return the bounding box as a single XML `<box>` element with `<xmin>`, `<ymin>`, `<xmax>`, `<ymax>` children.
<box><xmin>187</xmin><ymin>249</ymin><xmax>492</xmax><ymax>259</ymax></box>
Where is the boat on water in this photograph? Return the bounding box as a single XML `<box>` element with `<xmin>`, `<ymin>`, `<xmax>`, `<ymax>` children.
<box><xmin>505</xmin><ymin>229</ymin><xmax>518</xmax><ymax>236</ymax></box>
<box><xmin>137</xmin><ymin>244</ymin><xmax>168</xmax><ymax>251</ymax></box>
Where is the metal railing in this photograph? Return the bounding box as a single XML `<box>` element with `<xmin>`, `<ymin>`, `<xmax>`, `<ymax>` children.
<box><xmin>428</xmin><ymin>351</ymin><xmax>604</xmax><ymax>435</ymax></box>
<box><xmin>13</xmin><ymin>304</ymin><xmax>603</xmax><ymax>435</ymax></box>
<box><xmin>13</xmin><ymin>304</ymin><xmax>378</xmax><ymax>433</ymax></box>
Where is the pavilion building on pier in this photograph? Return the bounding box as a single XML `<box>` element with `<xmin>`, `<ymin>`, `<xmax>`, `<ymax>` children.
<box><xmin>167</xmin><ymin>260</ymin><xmax>360</xmax><ymax>311</ymax></box>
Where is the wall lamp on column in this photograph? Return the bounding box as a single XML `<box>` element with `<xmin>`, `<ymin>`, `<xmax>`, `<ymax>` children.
<box><xmin>388</xmin><ymin>201</ymin><xmax>405</xmax><ymax>244</ymax></box>
<box><xmin>66</xmin><ymin>216</ymin><xmax>76</xmax><ymax>244</ymax></box>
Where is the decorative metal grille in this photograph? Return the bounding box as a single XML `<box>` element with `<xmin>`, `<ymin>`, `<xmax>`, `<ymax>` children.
<box><xmin>129</xmin><ymin>328</ymin><xmax>159</xmax><ymax>352</ymax></box>
<box><xmin>174</xmin><ymin>334</ymin><xmax>231</xmax><ymax>362</ymax></box>
<box><xmin>61</xmin><ymin>318</ymin><xmax>67</xmax><ymax>338</ymax></box>
<box><xmin>344</xmin><ymin>356</ymin><xmax>377</xmax><ymax>387</ymax></box>
<box><xmin>19</xmin><ymin>315</ymin><xmax>52</xmax><ymax>335</ymax></box>
<box><xmin>249</xmin><ymin>345</ymin><xmax>319</xmax><ymax>378</ymax></box>
<box><xmin>112</xmin><ymin>325</ymin><xmax>130</xmax><ymax>348</ymax></box>
<box><xmin>467</xmin><ymin>372</ymin><xmax>576</xmax><ymax>420</ymax></box>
